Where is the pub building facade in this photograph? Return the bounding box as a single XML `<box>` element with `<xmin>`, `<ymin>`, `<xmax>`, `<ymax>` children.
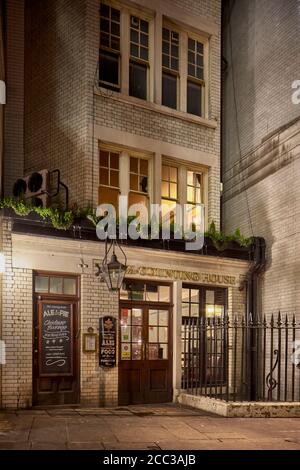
<box><xmin>0</xmin><ymin>0</ymin><xmax>254</xmax><ymax>408</ymax></box>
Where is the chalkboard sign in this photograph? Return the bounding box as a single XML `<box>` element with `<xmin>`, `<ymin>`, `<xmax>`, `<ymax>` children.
<box><xmin>99</xmin><ymin>316</ymin><xmax>116</xmax><ymax>368</ymax></box>
<box><xmin>40</xmin><ymin>303</ymin><xmax>73</xmax><ymax>376</ymax></box>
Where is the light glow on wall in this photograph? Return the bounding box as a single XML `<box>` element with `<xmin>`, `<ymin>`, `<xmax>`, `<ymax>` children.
<box><xmin>0</xmin><ymin>252</ymin><xmax>5</xmax><ymax>273</ymax></box>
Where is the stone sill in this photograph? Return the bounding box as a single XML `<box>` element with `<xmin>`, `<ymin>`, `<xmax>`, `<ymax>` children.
<box><xmin>95</xmin><ymin>88</ymin><xmax>218</xmax><ymax>129</ymax></box>
<box><xmin>178</xmin><ymin>393</ymin><xmax>300</xmax><ymax>418</ymax></box>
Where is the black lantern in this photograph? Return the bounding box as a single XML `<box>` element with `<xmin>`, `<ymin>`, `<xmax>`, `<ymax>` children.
<box><xmin>96</xmin><ymin>239</ymin><xmax>127</xmax><ymax>292</ymax></box>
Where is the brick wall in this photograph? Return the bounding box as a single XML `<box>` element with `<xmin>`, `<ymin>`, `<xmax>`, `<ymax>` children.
<box><xmin>0</xmin><ymin>218</ymin><xmax>32</xmax><ymax>408</ymax></box>
<box><xmin>4</xmin><ymin>0</ymin><xmax>25</xmax><ymax>196</ymax></box>
<box><xmin>222</xmin><ymin>0</ymin><xmax>300</xmax><ymax>318</ymax></box>
<box><xmin>24</xmin><ymin>0</ymin><xmax>88</xmax><ymax>207</ymax></box>
<box><xmin>81</xmin><ymin>273</ymin><xmax>118</xmax><ymax>407</ymax></box>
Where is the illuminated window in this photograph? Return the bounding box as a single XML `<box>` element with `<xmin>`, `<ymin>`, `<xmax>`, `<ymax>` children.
<box><xmin>161</xmin><ymin>164</ymin><xmax>178</xmax><ymax>221</ymax></box>
<box><xmin>99</xmin><ymin>149</ymin><xmax>120</xmax><ymax>210</ymax></box>
<box><xmin>186</xmin><ymin>171</ymin><xmax>203</xmax><ymax>227</ymax></box>
<box><xmin>128</xmin><ymin>156</ymin><xmax>149</xmax><ymax>208</ymax></box>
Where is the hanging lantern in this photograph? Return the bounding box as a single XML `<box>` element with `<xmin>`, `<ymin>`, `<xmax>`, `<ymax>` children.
<box><xmin>96</xmin><ymin>239</ymin><xmax>127</xmax><ymax>292</ymax></box>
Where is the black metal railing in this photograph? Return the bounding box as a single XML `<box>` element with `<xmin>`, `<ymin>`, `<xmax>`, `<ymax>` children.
<box><xmin>181</xmin><ymin>313</ymin><xmax>300</xmax><ymax>402</ymax></box>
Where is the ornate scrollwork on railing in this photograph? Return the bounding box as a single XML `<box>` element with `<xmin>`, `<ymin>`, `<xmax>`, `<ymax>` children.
<box><xmin>266</xmin><ymin>349</ymin><xmax>279</xmax><ymax>399</ymax></box>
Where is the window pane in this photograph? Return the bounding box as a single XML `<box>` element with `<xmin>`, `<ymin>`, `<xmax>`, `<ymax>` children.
<box><xmin>128</xmin><ymin>191</ymin><xmax>149</xmax><ymax>208</ymax></box>
<box><xmin>162</xmin><ymin>54</ymin><xmax>169</xmax><ymax>68</ymax></box>
<box><xmin>159</xmin><ymin>310</ymin><xmax>168</xmax><ymax>326</ymax></box>
<box><xmin>170</xmin><ymin>166</ymin><xmax>177</xmax><ymax>182</ymax></box>
<box><xmin>64</xmin><ymin>278</ymin><xmax>76</xmax><ymax>295</ymax></box>
<box><xmin>170</xmin><ymin>183</ymin><xmax>177</xmax><ymax>199</ymax></box>
<box><xmin>132</xmin><ymin>343</ymin><xmax>142</xmax><ymax>360</ymax></box>
<box><xmin>159</xmin><ymin>327</ymin><xmax>168</xmax><ymax>343</ymax></box>
<box><xmin>145</xmin><ymin>287</ymin><xmax>158</xmax><ymax>302</ymax></box>
<box><xmin>140</xmin><ymin>33</ymin><xmax>148</xmax><ymax>47</ymax></box>
<box><xmin>111</xmin><ymin>21</ymin><xmax>120</xmax><ymax>36</ymax></box>
<box><xmin>129</xmin><ymin>62</ymin><xmax>147</xmax><ymax>100</ymax></box>
<box><xmin>111</xmin><ymin>37</ymin><xmax>120</xmax><ymax>51</ymax></box>
<box><xmin>140</xmin><ymin>19</ymin><xmax>148</xmax><ymax>32</ymax></box>
<box><xmin>197</xmin><ymin>41</ymin><xmax>203</xmax><ymax>54</ymax></box>
<box><xmin>149</xmin><ymin>326</ymin><xmax>158</xmax><ymax>342</ymax></box>
<box><xmin>110</xmin><ymin>170</ymin><xmax>119</xmax><ymax>187</ymax></box>
<box><xmin>100</xmin><ymin>17</ymin><xmax>109</xmax><ymax>33</ymax></box>
<box><xmin>130</xmin><ymin>43</ymin><xmax>139</xmax><ymax>58</ymax></box>
<box><xmin>190</xmin><ymin>289</ymin><xmax>199</xmax><ymax>303</ymax></box>
<box><xmin>191</xmin><ymin>304</ymin><xmax>199</xmax><ymax>317</ymax></box>
<box><xmin>132</xmin><ymin>326</ymin><xmax>142</xmax><ymax>342</ymax></box>
<box><xmin>182</xmin><ymin>303</ymin><xmax>189</xmax><ymax>317</ymax></box>
<box><xmin>121</xmin><ymin>325</ymin><xmax>131</xmax><ymax>342</ymax></box>
<box><xmin>132</xmin><ymin>308</ymin><xmax>142</xmax><ymax>325</ymax></box>
<box><xmin>140</xmin><ymin>47</ymin><xmax>148</xmax><ymax>61</ymax></box>
<box><xmin>35</xmin><ymin>276</ymin><xmax>48</xmax><ymax>293</ymax></box>
<box><xmin>110</xmin><ymin>152</ymin><xmax>119</xmax><ymax>169</ymax></box>
<box><xmin>111</xmin><ymin>8</ymin><xmax>120</xmax><ymax>22</ymax></box>
<box><xmin>162</xmin><ymin>165</ymin><xmax>169</xmax><ymax>180</ymax></box>
<box><xmin>162</xmin><ymin>73</ymin><xmax>177</xmax><ymax>109</ymax></box>
<box><xmin>100</xmin><ymin>150</ymin><xmax>109</xmax><ymax>167</ymax></box>
<box><xmin>99</xmin><ymin>51</ymin><xmax>119</xmax><ymax>87</ymax></box>
<box><xmin>187</xmin><ymin>80</ymin><xmax>202</xmax><ymax>116</ymax></box>
<box><xmin>121</xmin><ymin>308</ymin><xmax>131</xmax><ymax>326</ymax></box>
<box><xmin>159</xmin><ymin>344</ymin><xmax>168</xmax><ymax>359</ymax></box>
<box><xmin>187</xmin><ymin>186</ymin><xmax>194</xmax><ymax>203</ymax></box>
<box><xmin>98</xmin><ymin>186</ymin><xmax>119</xmax><ymax>209</ymax></box>
<box><xmin>100</xmin><ymin>3</ymin><xmax>109</xmax><ymax>17</ymax></box>
<box><xmin>158</xmin><ymin>286</ymin><xmax>170</xmax><ymax>302</ymax></box>
<box><xmin>130</xmin><ymin>174</ymin><xmax>139</xmax><ymax>191</ymax></box>
<box><xmin>187</xmin><ymin>171</ymin><xmax>194</xmax><ymax>185</ymax></box>
<box><xmin>100</xmin><ymin>168</ymin><xmax>109</xmax><ymax>185</ymax></box>
<box><xmin>161</xmin><ymin>181</ymin><xmax>169</xmax><ymax>198</ymax></box>
<box><xmin>100</xmin><ymin>32</ymin><xmax>109</xmax><ymax>48</ymax></box>
<box><xmin>206</xmin><ymin>290</ymin><xmax>215</xmax><ymax>304</ymax></box>
<box><xmin>130</xmin><ymin>29</ymin><xmax>139</xmax><ymax>43</ymax></box>
<box><xmin>188</xmin><ymin>38</ymin><xmax>195</xmax><ymax>50</ymax></box>
<box><xmin>196</xmin><ymin>67</ymin><xmax>204</xmax><ymax>80</ymax></box>
<box><xmin>162</xmin><ymin>41</ymin><xmax>169</xmax><ymax>55</ymax></box>
<box><xmin>140</xmin><ymin>159</ymin><xmax>148</xmax><ymax>175</ymax></box>
<box><xmin>188</xmin><ymin>64</ymin><xmax>195</xmax><ymax>77</ymax></box>
<box><xmin>162</xmin><ymin>28</ymin><xmax>169</xmax><ymax>40</ymax></box>
<box><xmin>149</xmin><ymin>310</ymin><xmax>158</xmax><ymax>325</ymax></box>
<box><xmin>182</xmin><ymin>288</ymin><xmax>190</xmax><ymax>302</ymax></box>
<box><xmin>171</xmin><ymin>58</ymin><xmax>179</xmax><ymax>70</ymax></box>
<box><xmin>130</xmin><ymin>157</ymin><xmax>138</xmax><ymax>173</ymax></box>
<box><xmin>121</xmin><ymin>343</ymin><xmax>131</xmax><ymax>360</ymax></box>
<box><xmin>50</xmin><ymin>277</ymin><xmax>63</xmax><ymax>294</ymax></box>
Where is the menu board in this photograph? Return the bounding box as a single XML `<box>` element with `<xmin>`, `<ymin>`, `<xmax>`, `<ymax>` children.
<box><xmin>40</xmin><ymin>303</ymin><xmax>73</xmax><ymax>376</ymax></box>
<box><xmin>99</xmin><ymin>316</ymin><xmax>116</xmax><ymax>368</ymax></box>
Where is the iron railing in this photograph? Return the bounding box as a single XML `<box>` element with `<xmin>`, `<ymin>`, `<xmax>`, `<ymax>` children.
<box><xmin>181</xmin><ymin>313</ymin><xmax>300</xmax><ymax>402</ymax></box>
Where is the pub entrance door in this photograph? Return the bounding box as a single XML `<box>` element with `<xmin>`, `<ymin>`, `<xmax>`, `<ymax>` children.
<box><xmin>119</xmin><ymin>281</ymin><xmax>173</xmax><ymax>405</ymax></box>
<box><xmin>119</xmin><ymin>305</ymin><xmax>173</xmax><ymax>405</ymax></box>
<box><xmin>33</xmin><ymin>272</ymin><xmax>80</xmax><ymax>406</ymax></box>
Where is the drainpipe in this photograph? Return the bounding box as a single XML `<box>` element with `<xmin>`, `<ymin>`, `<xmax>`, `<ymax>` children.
<box><xmin>247</xmin><ymin>236</ymin><xmax>266</xmax><ymax>401</ymax></box>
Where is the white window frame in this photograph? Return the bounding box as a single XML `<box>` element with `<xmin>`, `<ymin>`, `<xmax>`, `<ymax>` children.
<box><xmin>100</xmin><ymin>1</ymin><xmax>154</xmax><ymax>101</ymax></box>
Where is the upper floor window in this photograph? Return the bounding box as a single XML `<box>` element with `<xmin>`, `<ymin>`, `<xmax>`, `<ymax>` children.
<box><xmin>129</xmin><ymin>156</ymin><xmax>149</xmax><ymax>207</ymax></box>
<box><xmin>162</xmin><ymin>28</ymin><xmax>179</xmax><ymax>109</ymax></box>
<box><xmin>129</xmin><ymin>16</ymin><xmax>149</xmax><ymax>100</ymax></box>
<box><xmin>187</xmin><ymin>38</ymin><xmax>204</xmax><ymax>116</ymax></box>
<box><xmin>99</xmin><ymin>3</ymin><xmax>121</xmax><ymax>91</ymax></box>
<box><xmin>161</xmin><ymin>164</ymin><xmax>178</xmax><ymax>221</ymax></box>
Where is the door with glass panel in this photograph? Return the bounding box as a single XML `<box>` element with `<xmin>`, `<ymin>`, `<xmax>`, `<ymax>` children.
<box><xmin>33</xmin><ymin>272</ymin><xmax>80</xmax><ymax>406</ymax></box>
<box><xmin>119</xmin><ymin>282</ymin><xmax>172</xmax><ymax>405</ymax></box>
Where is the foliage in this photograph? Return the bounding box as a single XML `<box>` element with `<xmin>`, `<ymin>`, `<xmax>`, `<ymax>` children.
<box><xmin>0</xmin><ymin>198</ymin><xmax>253</xmax><ymax>249</ymax></box>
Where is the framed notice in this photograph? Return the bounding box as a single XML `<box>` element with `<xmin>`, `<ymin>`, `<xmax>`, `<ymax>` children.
<box><xmin>39</xmin><ymin>302</ymin><xmax>73</xmax><ymax>376</ymax></box>
<box><xmin>99</xmin><ymin>316</ymin><xmax>117</xmax><ymax>368</ymax></box>
<box><xmin>83</xmin><ymin>333</ymin><xmax>97</xmax><ymax>353</ymax></box>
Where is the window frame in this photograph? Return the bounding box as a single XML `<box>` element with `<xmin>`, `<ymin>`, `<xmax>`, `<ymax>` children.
<box><xmin>99</xmin><ymin>1</ymin><xmax>121</xmax><ymax>91</ymax></box>
<box><xmin>161</xmin><ymin>23</ymin><xmax>180</xmax><ymax>110</ymax></box>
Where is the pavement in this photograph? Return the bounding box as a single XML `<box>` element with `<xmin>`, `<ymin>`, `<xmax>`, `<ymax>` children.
<box><xmin>0</xmin><ymin>403</ymin><xmax>300</xmax><ymax>450</ymax></box>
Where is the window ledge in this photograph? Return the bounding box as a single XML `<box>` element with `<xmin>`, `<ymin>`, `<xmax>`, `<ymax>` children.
<box><xmin>95</xmin><ymin>88</ymin><xmax>218</xmax><ymax>129</ymax></box>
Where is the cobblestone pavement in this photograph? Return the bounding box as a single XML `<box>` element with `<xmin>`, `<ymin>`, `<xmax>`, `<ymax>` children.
<box><xmin>0</xmin><ymin>403</ymin><xmax>300</xmax><ymax>450</ymax></box>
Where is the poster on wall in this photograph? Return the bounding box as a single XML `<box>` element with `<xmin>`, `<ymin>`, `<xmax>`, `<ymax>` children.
<box><xmin>99</xmin><ymin>316</ymin><xmax>117</xmax><ymax>368</ymax></box>
<box><xmin>40</xmin><ymin>303</ymin><xmax>73</xmax><ymax>376</ymax></box>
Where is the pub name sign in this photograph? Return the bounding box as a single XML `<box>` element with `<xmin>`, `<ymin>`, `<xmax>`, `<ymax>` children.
<box><xmin>126</xmin><ymin>266</ymin><xmax>236</xmax><ymax>286</ymax></box>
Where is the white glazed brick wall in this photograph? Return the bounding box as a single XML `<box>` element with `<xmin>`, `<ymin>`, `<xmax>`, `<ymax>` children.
<box><xmin>223</xmin><ymin>121</ymin><xmax>300</xmax><ymax>318</ymax></box>
<box><xmin>0</xmin><ymin>218</ymin><xmax>33</xmax><ymax>408</ymax></box>
<box><xmin>81</xmin><ymin>273</ymin><xmax>119</xmax><ymax>406</ymax></box>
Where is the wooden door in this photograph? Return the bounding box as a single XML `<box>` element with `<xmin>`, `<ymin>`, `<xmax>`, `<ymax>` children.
<box><xmin>119</xmin><ymin>304</ymin><xmax>172</xmax><ymax>405</ymax></box>
<box><xmin>33</xmin><ymin>274</ymin><xmax>80</xmax><ymax>406</ymax></box>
